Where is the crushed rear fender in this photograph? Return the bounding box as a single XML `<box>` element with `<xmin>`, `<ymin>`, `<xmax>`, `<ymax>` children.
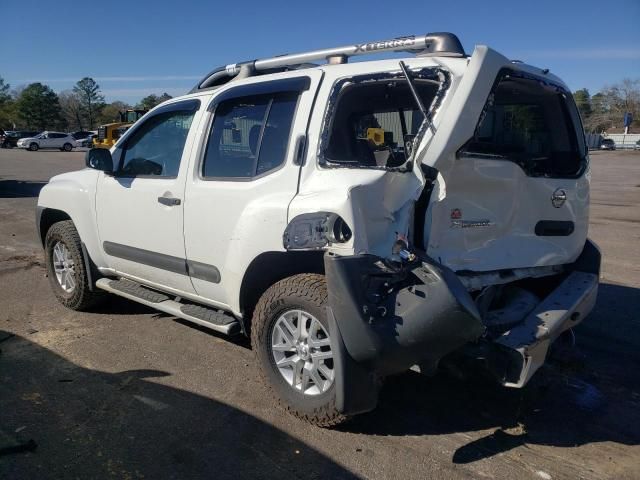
<box><xmin>324</xmin><ymin>252</ymin><xmax>484</xmax><ymax>415</ymax></box>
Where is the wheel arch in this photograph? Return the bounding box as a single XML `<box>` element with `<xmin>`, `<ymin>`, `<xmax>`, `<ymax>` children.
<box><xmin>37</xmin><ymin>207</ymin><xmax>71</xmax><ymax>246</ymax></box>
<box><xmin>238</xmin><ymin>250</ymin><xmax>325</xmax><ymax>334</ymax></box>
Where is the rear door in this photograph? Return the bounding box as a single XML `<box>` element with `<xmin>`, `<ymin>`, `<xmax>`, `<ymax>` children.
<box><xmin>183</xmin><ymin>72</ymin><xmax>322</xmax><ymax>309</ymax></box>
<box><xmin>39</xmin><ymin>133</ymin><xmax>54</xmax><ymax>148</ymax></box>
<box><xmin>423</xmin><ymin>68</ymin><xmax>589</xmax><ymax>272</ymax></box>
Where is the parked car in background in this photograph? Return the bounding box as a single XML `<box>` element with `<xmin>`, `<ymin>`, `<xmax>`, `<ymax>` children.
<box><xmin>75</xmin><ymin>133</ymin><xmax>97</xmax><ymax>148</ymax></box>
<box><xmin>600</xmin><ymin>138</ymin><xmax>616</xmax><ymax>150</ymax></box>
<box><xmin>635</xmin><ymin>140</ymin><xmax>640</xmax><ymax>151</ymax></box>
<box><xmin>1</xmin><ymin>130</ymin><xmax>40</xmax><ymax>148</ymax></box>
<box><xmin>71</xmin><ymin>131</ymin><xmax>95</xmax><ymax>141</ymax></box>
<box><xmin>17</xmin><ymin>131</ymin><xmax>76</xmax><ymax>151</ymax></box>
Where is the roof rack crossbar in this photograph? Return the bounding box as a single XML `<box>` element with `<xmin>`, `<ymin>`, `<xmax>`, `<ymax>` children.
<box><xmin>193</xmin><ymin>32</ymin><xmax>464</xmax><ymax>92</ymax></box>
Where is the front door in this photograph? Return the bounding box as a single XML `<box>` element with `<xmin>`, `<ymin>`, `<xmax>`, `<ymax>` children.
<box><xmin>96</xmin><ymin>99</ymin><xmax>202</xmax><ymax>294</ymax></box>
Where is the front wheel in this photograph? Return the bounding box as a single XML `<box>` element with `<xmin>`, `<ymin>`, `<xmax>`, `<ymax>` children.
<box><xmin>62</xmin><ymin>143</ymin><xmax>72</xmax><ymax>152</ymax></box>
<box><xmin>251</xmin><ymin>273</ymin><xmax>348</xmax><ymax>427</ymax></box>
<box><xmin>44</xmin><ymin>220</ymin><xmax>102</xmax><ymax>310</ymax></box>
<box><xmin>29</xmin><ymin>143</ymin><xmax>39</xmax><ymax>151</ymax></box>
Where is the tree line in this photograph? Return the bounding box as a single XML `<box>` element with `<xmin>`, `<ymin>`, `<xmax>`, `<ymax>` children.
<box><xmin>0</xmin><ymin>75</ymin><xmax>172</xmax><ymax>132</ymax></box>
<box><xmin>573</xmin><ymin>78</ymin><xmax>639</xmax><ymax>133</ymax></box>
<box><xmin>2</xmin><ymin>73</ymin><xmax>638</xmax><ymax>134</ymax></box>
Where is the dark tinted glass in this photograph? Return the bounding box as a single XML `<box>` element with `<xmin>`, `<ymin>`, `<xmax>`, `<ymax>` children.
<box><xmin>256</xmin><ymin>92</ymin><xmax>298</xmax><ymax>175</ymax></box>
<box><xmin>203</xmin><ymin>92</ymin><xmax>298</xmax><ymax>178</ymax></box>
<box><xmin>463</xmin><ymin>73</ymin><xmax>585</xmax><ymax>177</ymax></box>
<box><xmin>119</xmin><ymin>110</ymin><xmax>195</xmax><ymax>177</ymax></box>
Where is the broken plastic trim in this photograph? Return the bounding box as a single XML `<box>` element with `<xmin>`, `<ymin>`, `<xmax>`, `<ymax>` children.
<box><xmin>283</xmin><ymin>212</ymin><xmax>352</xmax><ymax>250</ymax></box>
<box><xmin>317</xmin><ymin>67</ymin><xmax>450</xmax><ymax>172</ymax></box>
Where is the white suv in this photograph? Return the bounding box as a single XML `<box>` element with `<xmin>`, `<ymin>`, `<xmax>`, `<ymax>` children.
<box><xmin>18</xmin><ymin>131</ymin><xmax>76</xmax><ymax>151</ymax></box>
<box><xmin>36</xmin><ymin>33</ymin><xmax>600</xmax><ymax>426</ymax></box>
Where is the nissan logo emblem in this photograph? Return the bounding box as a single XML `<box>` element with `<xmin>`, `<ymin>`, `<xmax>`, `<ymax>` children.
<box><xmin>551</xmin><ymin>189</ymin><xmax>567</xmax><ymax>208</ymax></box>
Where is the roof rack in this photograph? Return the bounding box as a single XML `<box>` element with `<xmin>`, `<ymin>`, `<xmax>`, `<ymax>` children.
<box><xmin>190</xmin><ymin>32</ymin><xmax>464</xmax><ymax>93</ymax></box>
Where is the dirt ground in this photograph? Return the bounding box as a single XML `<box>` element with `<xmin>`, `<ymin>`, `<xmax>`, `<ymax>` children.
<box><xmin>0</xmin><ymin>148</ymin><xmax>639</xmax><ymax>479</ymax></box>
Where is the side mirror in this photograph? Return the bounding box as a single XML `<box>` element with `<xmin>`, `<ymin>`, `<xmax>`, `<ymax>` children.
<box><xmin>85</xmin><ymin>148</ymin><xmax>114</xmax><ymax>173</ymax></box>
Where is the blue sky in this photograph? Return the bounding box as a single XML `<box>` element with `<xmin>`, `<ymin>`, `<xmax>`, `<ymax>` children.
<box><xmin>1</xmin><ymin>0</ymin><xmax>638</xmax><ymax>103</ymax></box>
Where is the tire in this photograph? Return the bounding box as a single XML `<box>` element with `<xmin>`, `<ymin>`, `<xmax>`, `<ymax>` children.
<box><xmin>63</xmin><ymin>143</ymin><xmax>72</xmax><ymax>152</ymax></box>
<box><xmin>251</xmin><ymin>273</ymin><xmax>348</xmax><ymax>427</ymax></box>
<box><xmin>29</xmin><ymin>142</ymin><xmax>38</xmax><ymax>151</ymax></box>
<box><xmin>44</xmin><ymin>220</ymin><xmax>102</xmax><ymax>310</ymax></box>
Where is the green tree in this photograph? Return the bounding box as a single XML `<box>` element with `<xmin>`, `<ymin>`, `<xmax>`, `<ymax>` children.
<box><xmin>97</xmin><ymin>100</ymin><xmax>131</xmax><ymax>125</ymax></box>
<box><xmin>573</xmin><ymin>88</ymin><xmax>592</xmax><ymax>119</ymax></box>
<box><xmin>16</xmin><ymin>83</ymin><xmax>62</xmax><ymax>131</ymax></box>
<box><xmin>136</xmin><ymin>92</ymin><xmax>172</xmax><ymax>110</ymax></box>
<box><xmin>158</xmin><ymin>92</ymin><xmax>172</xmax><ymax>103</ymax></box>
<box><xmin>0</xmin><ymin>76</ymin><xmax>10</xmax><ymax>105</ymax></box>
<box><xmin>73</xmin><ymin>77</ymin><xmax>105</xmax><ymax>129</ymax></box>
<box><xmin>0</xmin><ymin>76</ymin><xmax>14</xmax><ymax>129</ymax></box>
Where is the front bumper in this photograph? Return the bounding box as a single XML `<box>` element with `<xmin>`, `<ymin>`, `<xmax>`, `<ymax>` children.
<box><xmin>325</xmin><ymin>240</ymin><xmax>601</xmax><ymax>415</ymax></box>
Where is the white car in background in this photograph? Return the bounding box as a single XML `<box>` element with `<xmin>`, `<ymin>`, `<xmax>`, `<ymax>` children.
<box><xmin>74</xmin><ymin>133</ymin><xmax>97</xmax><ymax>148</ymax></box>
<box><xmin>17</xmin><ymin>131</ymin><xmax>76</xmax><ymax>151</ymax></box>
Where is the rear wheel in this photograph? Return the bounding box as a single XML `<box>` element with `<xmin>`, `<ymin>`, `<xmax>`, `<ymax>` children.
<box><xmin>63</xmin><ymin>143</ymin><xmax>72</xmax><ymax>152</ymax></box>
<box><xmin>44</xmin><ymin>220</ymin><xmax>102</xmax><ymax>310</ymax></box>
<box><xmin>251</xmin><ymin>274</ymin><xmax>348</xmax><ymax>427</ymax></box>
<box><xmin>29</xmin><ymin>143</ymin><xmax>38</xmax><ymax>151</ymax></box>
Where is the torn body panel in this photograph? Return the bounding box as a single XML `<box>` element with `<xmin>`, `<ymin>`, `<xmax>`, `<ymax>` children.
<box><xmin>287</xmin><ymin>168</ymin><xmax>424</xmax><ymax>258</ymax></box>
<box><xmin>324</xmin><ymin>252</ymin><xmax>484</xmax><ymax>415</ymax></box>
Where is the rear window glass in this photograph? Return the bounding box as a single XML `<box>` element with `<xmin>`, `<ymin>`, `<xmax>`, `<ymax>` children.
<box><xmin>202</xmin><ymin>91</ymin><xmax>298</xmax><ymax>179</ymax></box>
<box><xmin>461</xmin><ymin>71</ymin><xmax>586</xmax><ymax>177</ymax></box>
<box><xmin>323</xmin><ymin>80</ymin><xmax>438</xmax><ymax>169</ymax></box>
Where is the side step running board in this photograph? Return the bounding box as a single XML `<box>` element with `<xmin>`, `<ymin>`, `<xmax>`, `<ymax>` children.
<box><xmin>96</xmin><ymin>278</ymin><xmax>241</xmax><ymax>336</ymax></box>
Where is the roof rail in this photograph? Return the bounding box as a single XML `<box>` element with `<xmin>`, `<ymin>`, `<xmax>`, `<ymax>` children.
<box><xmin>191</xmin><ymin>32</ymin><xmax>464</xmax><ymax>93</ymax></box>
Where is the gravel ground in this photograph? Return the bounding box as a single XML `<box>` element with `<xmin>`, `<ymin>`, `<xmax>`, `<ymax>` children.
<box><xmin>0</xmin><ymin>148</ymin><xmax>639</xmax><ymax>479</ymax></box>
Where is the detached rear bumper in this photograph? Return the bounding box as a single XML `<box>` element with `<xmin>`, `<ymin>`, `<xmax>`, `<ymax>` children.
<box><xmin>325</xmin><ymin>240</ymin><xmax>601</xmax><ymax>416</ymax></box>
<box><xmin>490</xmin><ymin>240</ymin><xmax>600</xmax><ymax>387</ymax></box>
<box><xmin>324</xmin><ymin>252</ymin><xmax>484</xmax><ymax>415</ymax></box>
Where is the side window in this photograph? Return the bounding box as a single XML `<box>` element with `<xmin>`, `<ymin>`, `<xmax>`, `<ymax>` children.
<box><xmin>118</xmin><ymin>107</ymin><xmax>196</xmax><ymax>178</ymax></box>
<box><xmin>461</xmin><ymin>72</ymin><xmax>586</xmax><ymax>177</ymax></box>
<box><xmin>202</xmin><ymin>91</ymin><xmax>298</xmax><ymax>179</ymax></box>
<box><xmin>323</xmin><ymin>80</ymin><xmax>438</xmax><ymax>169</ymax></box>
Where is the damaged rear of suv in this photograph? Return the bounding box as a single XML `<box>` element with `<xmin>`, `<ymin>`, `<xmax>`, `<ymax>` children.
<box><xmin>37</xmin><ymin>32</ymin><xmax>599</xmax><ymax>427</ymax></box>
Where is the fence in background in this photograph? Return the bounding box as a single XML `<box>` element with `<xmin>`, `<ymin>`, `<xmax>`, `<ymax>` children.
<box><xmin>603</xmin><ymin>133</ymin><xmax>640</xmax><ymax>150</ymax></box>
<box><xmin>585</xmin><ymin>133</ymin><xmax>639</xmax><ymax>150</ymax></box>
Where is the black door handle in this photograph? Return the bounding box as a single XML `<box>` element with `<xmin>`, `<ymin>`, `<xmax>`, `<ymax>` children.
<box><xmin>158</xmin><ymin>196</ymin><xmax>181</xmax><ymax>206</ymax></box>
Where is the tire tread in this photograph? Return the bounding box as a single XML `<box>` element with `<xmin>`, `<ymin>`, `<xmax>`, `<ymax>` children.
<box><xmin>251</xmin><ymin>273</ymin><xmax>348</xmax><ymax>428</ymax></box>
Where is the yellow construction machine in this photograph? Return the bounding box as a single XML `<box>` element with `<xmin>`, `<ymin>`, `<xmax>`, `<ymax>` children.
<box><xmin>92</xmin><ymin>109</ymin><xmax>147</xmax><ymax>149</ymax></box>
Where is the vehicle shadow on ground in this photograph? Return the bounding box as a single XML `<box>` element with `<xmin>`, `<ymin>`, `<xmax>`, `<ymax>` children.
<box><xmin>89</xmin><ymin>296</ymin><xmax>252</xmax><ymax>348</ymax></box>
<box><xmin>339</xmin><ymin>282</ymin><xmax>640</xmax><ymax>464</ymax></box>
<box><xmin>0</xmin><ymin>331</ymin><xmax>357</xmax><ymax>479</ymax></box>
<box><xmin>0</xmin><ymin>180</ymin><xmax>48</xmax><ymax>198</ymax></box>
